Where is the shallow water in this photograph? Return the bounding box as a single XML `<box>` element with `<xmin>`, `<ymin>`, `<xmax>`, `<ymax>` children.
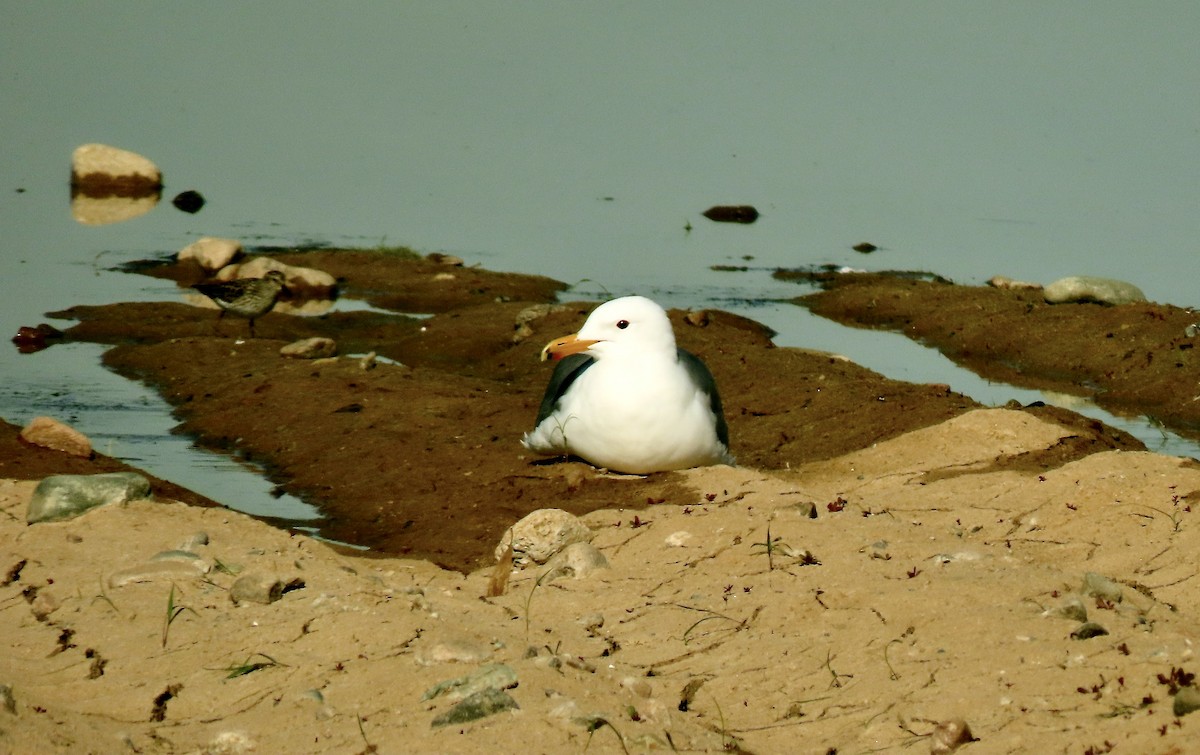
<box><xmin>3</xmin><ymin>4</ymin><xmax>1199</xmax><ymax>520</ymax></box>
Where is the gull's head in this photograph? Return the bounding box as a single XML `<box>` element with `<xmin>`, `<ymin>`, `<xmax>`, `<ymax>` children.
<box><xmin>540</xmin><ymin>295</ymin><xmax>676</xmax><ymax>361</ymax></box>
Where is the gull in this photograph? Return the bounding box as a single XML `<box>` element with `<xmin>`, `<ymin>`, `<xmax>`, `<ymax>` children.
<box><xmin>522</xmin><ymin>295</ymin><xmax>734</xmax><ymax>474</ymax></box>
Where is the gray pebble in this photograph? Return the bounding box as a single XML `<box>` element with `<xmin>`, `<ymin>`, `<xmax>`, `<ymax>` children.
<box><xmin>1070</xmin><ymin>621</ymin><xmax>1109</xmax><ymax>640</ymax></box>
<box><xmin>781</xmin><ymin>501</ymin><xmax>818</xmax><ymax>519</ymax></box>
<box><xmin>1052</xmin><ymin>596</ymin><xmax>1088</xmax><ymax>622</ymax></box>
<box><xmin>29</xmin><ymin>590</ymin><xmax>59</xmax><ymax>620</ymax></box>
<box><xmin>422</xmin><ymin>663</ymin><xmax>518</xmax><ymax>702</ymax></box>
<box><xmin>108</xmin><ymin>559</ymin><xmax>208</xmax><ymax>588</ymax></box>
<box><xmin>930</xmin><ymin>718</ymin><xmax>975</xmax><ymax>753</ymax></box>
<box><xmin>577</xmin><ymin>613</ymin><xmax>605</xmax><ymax>632</ymax></box>
<box><xmin>431</xmin><ymin>688</ymin><xmax>518</xmax><ymax>728</ymax></box>
<box><xmin>27</xmin><ymin>472</ymin><xmax>151</xmax><ymax>523</ymax></box>
<box><xmin>415</xmin><ymin>635</ymin><xmax>493</xmax><ymax>666</ymax></box>
<box><xmin>1173</xmin><ymin>686</ymin><xmax>1200</xmax><ymax>717</ymax></box>
<box><xmin>151</xmin><ymin>550</ymin><xmax>210</xmax><ymax>569</ymax></box>
<box><xmin>300</xmin><ymin>689</ymin><xmax>325</xmax><ymax>704</ymax></box>
<box><xmin>179</xmin><ymin>532</ymin><xmax>210</xmax><ymax>550</ymax></box>
<box><xmin>1080</xmin><ymin>572</ymin><xmax>1123</xmax><ymax>603</ymax></box>
<box><xmin>230</xmin><ymin>573</ymin><xmax>286</xmax><ymax>605</ymax></box>
<box><xmin>541</xmin><ymin>542</ymin><xmax>609</xmax><ymax>583</ymax></box>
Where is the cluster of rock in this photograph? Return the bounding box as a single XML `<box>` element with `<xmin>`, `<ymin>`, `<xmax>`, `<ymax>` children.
<box><xmin>68</xmin><ymin>143</ymin><xmax>205</xmax><ymax>226</ymax></box>
<box><xmin>406</xmin><ymin>507</ymin><xmax>614</xmax><ymax>728</ymax></box>
<box><xmin>179</xmin><ymin>237</ymin><xmax>337</xmax><ymax>304</ymax></box>
<box><xmin>1044</xmin><ymin>572</ymin><xmax>1200</xmax><ymax>717</ymax></box>
<box><xmin>23</xmin><ymin>471</ymin><xmax>301</xmax><ymax>609</ymax></box>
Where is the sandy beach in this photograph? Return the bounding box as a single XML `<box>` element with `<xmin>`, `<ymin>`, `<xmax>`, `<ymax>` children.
<box><xmin>3</xmin><ymin>252</ymin><xmax>1198</xmax><ymax>753</ymax></box>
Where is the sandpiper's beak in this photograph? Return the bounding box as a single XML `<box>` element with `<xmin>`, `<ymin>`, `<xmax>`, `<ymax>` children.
<box><xmin>540</xmin><ymin>333</ymin><xmax>601</xmax><ymax>362</ymax></box>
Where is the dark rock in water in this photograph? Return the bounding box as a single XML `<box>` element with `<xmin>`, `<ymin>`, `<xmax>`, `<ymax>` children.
<box><xmin>12</xmin><ymin>324</ymin><xmax>64</xmax><ymax>353</ymax></box>
<box><xmin>430</xmin><ymin>687</ymin><xmax>519</xmax><ymax>728</ymax></box>
<box><xmin>852</xmin><ymin>242</ymin><xmax>878</xmax><ymax>253</ymax></box>
<box><xmin>171</xmin><ymin>190</ymin><xmax>206</xmax><ymax>213</ymax></box>
<box><xmin>27</xmin><ymin>472</ymin><xmax>152</xmax><ymax>523</ymax></box>
<box><xmin>702</xmin><ymin>205</ymin><xmax>759</xmax><ymax>224</ymax></box>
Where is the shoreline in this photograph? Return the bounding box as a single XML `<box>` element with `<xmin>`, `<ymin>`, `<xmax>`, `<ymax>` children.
<box><xmin>3</xmin><ymin>251</ymin><xmax>1198</xmax><ymax>752</ymax></box>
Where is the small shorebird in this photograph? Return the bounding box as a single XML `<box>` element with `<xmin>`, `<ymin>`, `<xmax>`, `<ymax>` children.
<box><xmin>192</xmin><ymin>269</ymin><xmax>287</xmax><ymax>337</ymax></box>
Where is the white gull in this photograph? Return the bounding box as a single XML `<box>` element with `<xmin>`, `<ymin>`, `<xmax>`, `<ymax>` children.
<box><xmin>522</xmin><ymin>295</ymin><xmax>734</xmax><ymax>474</ymax></box>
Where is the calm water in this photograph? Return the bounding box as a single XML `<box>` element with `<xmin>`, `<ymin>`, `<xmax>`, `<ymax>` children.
<box><xmin>3</xmin><ymin>3</ymin><xmax>1199</xmax><ymax>519</ymax></box>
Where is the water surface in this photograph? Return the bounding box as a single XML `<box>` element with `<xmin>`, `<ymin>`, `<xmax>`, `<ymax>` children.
<box><xmin>3</xmin><ymin>3</ymin><xmax>1198</xmax><ymax>516</ymax></box>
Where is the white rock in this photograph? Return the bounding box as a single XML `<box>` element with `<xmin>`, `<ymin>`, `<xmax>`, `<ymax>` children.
<box><xmin>204</xmin><ymin>731</ymin><xmax>256</xmax><ymax>755</ymax></box>
<box><xmin>664</xmin><ymin>531</ymin><xmax>692</xmax><ymax>547</ymax></box>
<box><xmin>1043</xmin><ymin>276</ymin><xmax>1146</xmax><ymax>305</ymax></box>
<box><xmin>179</xmin><ymin>237</ymin><xmax>243</xmax><ymax>271</ymax></box>
<box><xmin>987</xmin><ymin>275</ymin><xmax>1042</xmax><ymax>290</ymax></box>
<box><xmin>71</xmin><ymin>143</ymin><xmax>161</xmax><ymax>185</ymax></box>
<box><xmin>495</xmin><ymin>508</ymin><xmax>593</xmax><ymax>565</ymax></box>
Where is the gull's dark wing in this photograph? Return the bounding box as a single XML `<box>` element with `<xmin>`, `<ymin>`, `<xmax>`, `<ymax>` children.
<box><xmin>535</xmin><ymin>353</ymin><xmax>594</xmax><ymax>425</ymax></box>
<box><xmin>679</xmin><ymin>348</ymin><xmax>729</xmax><ymax>447</ymax></box>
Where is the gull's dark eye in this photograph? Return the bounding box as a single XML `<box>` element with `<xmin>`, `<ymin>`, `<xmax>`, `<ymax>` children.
<box><xmin>616</xmin><ymin>320</ymin><xmax>629</xmax><ymax>329</ymax></box>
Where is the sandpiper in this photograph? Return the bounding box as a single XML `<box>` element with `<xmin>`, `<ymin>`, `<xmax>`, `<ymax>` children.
<box><xmin>192</xmin><ymin>269</ymin><xmax>287</xmax><ymax>337</ymax></box>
